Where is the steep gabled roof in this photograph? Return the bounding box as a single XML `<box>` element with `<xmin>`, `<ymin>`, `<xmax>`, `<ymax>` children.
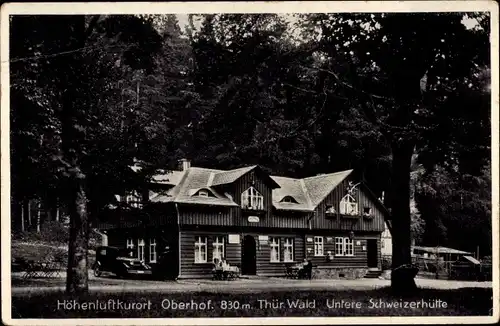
<box><xmin>151</xmin><ymin>167</ymin><xmax>238</xmax><ymax>207</ymax></box>
<box><xmin>271</xmin><ymin>170</ymin><xmax>353</xmax><ymax>211</ymax></box>
<box><xmin>149</xmin><ymin>164</ymin><xmax>388</xmax><ymax>214</ymax></box>
<box><xmin>302</xmin><ymin>170</ymin><xmax>354</xmax><ymax>206</ymax></box>
<box><xmin>210</xmin><ymin>165</ymin><xmax>257</xmax><ymax>186</ymax></box>
<box><xmin>151</xmin><ymin>170</ymin><xmax>185</xmax><ymax>186</ymax></box>
<box><xmin>210</xmin><ymin>165</ymin><xmax>281</xmax><ymax>188</ymax></box>
<box><xmin>271</xmin><ymin>176</ymin><xmax>314</xmax><ymax>212</ymax></box>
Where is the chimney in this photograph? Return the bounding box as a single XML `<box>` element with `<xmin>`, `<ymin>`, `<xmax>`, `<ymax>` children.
<box><xmin>180</xmin><ymin>158</ymin><xmax>191</xmax><ymax>171</ymax></box>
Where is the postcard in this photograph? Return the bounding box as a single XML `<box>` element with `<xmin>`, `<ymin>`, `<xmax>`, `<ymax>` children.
<box><xmin>1</xmin><ymin>1</ymin><xmax>498</xmax><ymax>325</ymax></box>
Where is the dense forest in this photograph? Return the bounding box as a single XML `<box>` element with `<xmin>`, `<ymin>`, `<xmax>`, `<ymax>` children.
<box><xmin>10</xmin><ymin>13</ymin><xmax>491</xmax><ymax>293</ymax></box>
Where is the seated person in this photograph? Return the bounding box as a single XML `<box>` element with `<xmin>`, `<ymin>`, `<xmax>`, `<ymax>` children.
<box><xmin>221</xmin><ymin>259</ymin><xmax>229</xmax><ymax>270</ymax></box>
<box><xmin>296</xmin><ymin>258</ymin><xmax>309</xmax><ymax>269</ymax></box>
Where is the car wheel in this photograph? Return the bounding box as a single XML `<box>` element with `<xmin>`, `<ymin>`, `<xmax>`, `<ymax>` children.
<box><xmin>94</xmin><ymin>264</ymin><xmax>102</xmax><ymax>277</ymax></box>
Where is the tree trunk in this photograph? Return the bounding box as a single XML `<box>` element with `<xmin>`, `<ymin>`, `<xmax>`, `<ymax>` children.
<box><xmin>27</xmin><ymin>199</ymin><xmax>32</xmax><ymax>227</ymax></box>
<box><xmin>21</xmin><ymin>200</ymin><xmax>25</xmax><ymax>232</ymax></box>
<box><xmin>36</xmin><ymin>200</ymin><xmax>41</xmax><ymax>232</ymax></box>
<box><xmin>56</xmin><ymin>202</ymin><xmax>60</xmax><ymax>222</ymax></box>
<box><xmin>390</xmin><ymin>138</ymin><xmax>417</xmax><ymax>293</ymax></box>
<box><xmin>66</xmin><ymin>179</ymin><xmax>89</xmax><ymax>294</ymax></box>
<box><xmin>60</xmin><ymin>16</ymin><xmax>91</xmax><ymax>295</ymax></box>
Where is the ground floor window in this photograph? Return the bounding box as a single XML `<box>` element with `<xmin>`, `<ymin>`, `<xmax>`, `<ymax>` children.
<box><xmin>195</xmin><ymin>236</ymin><xmax>208</xmax><ymax>263</ymax></box>
<box><xmin>149</xmin><ymin>238</ymin><xmax>157</xmax><ymax>263</ymax></box>
<box><xmin>334</xmin><ymin>237</ymin><xmax>355</xmax><ymax>256</ymax></box>
<box><xmin>138</xmin><ymin>238</ymin><xmax>145</xmax><ymax>261</ymax></box>
<box><xmin>126</xmin><ymin>238</ymin><xmax>134</xmax><ymax>257</ymax></box>
<box><xmin>270</xmin><ymin>237</ymin><xmax>280</xmax><ymax>262</ymax></box>
<box><xmin>335</xmin><ymin>237</ymin><xmax>344</xmax><ymax>256</ymax></box>
<box><xmin>283</xmin><ymin>238</ymin><xmax>294</xmax><ymax>262</ymax></box>
<box><xmin>314</xmin><ymin>236</ymin><xmax>324</xmax><ymax>256</ymax></box>
<box><xmin>212</xmin><ymin>236</ymin><xmax>225</xmax><ymax>263</ymax></box>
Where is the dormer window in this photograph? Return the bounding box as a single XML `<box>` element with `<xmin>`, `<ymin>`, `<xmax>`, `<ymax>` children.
<box><xmin>241</xmin><ymin>186</ymin><xmax>264</xmax><ymax>210</ymax></box>
<box><xmin>198</xmin><ymin>190</ymin><xmax>209</xmax><ymax>197</ymax></box>
<box><xmin>188</xmin><ymin>188</ymin><xmax>214</xmax><ymax>197</ymax></box>
<box><xmin>340</xmin><ymin>194</ymin><xmax>358</xmax><ymax>215</ymax></box>
<box><xmin>280</xmin><ymin>196</ymin><xmax>298</xmax><ymax>204</ymax></box>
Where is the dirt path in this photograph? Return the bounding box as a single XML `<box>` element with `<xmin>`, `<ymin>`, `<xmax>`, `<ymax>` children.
<box><xmin>10</xmin><ymin>275</ymin><xmax>492</xmax><ymax>296</ymax></box>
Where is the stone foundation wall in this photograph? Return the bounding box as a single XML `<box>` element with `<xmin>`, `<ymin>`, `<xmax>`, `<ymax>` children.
<box><xmin>312</xmin><ymin>267</ymin><xmax>369</xmax><ymax>279</ymax></box>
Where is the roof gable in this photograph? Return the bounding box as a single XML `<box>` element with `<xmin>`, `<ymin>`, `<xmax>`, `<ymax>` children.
<box><xmin>271</xmin><ymin>176</ymin><xmax>313</xmax><ymax>212</ymax></box>
<box><xmin>210</xmin><ymin>165</ymin><xmax>280</xmax><ymax>189</ymax></box>
<box><xmin>151</xmin><ymin>167</ymin><xmax>238</xmax><ymax>207</ymax></box>
<box><xmin>302</xmin><ymin>170</ymin><xmax>353</xmax><ymax>207</ymax></box>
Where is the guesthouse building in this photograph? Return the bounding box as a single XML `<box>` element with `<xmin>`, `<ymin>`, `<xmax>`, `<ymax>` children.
<box><xmin>97</xmin><ymin>160</ymin><xmax>391</xmax><ymax>279</ymax></box>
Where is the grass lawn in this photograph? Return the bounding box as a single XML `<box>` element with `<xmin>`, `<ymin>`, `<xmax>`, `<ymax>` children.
<box><xmin>11</xmin><ymin>287</ymin><xmax>492</xmax><ymax>318</ymax></box>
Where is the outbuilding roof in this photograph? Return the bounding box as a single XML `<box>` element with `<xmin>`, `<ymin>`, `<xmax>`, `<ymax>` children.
<box><xmin>412</xmin><ymin>246</ymin><xmax>472</xmax><ymax>255</ymax></box>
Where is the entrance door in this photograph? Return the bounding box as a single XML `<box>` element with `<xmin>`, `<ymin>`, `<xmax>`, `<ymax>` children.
<box><xmin>367</xmin><ymin>239</ymin><xmax>378</xmax><ymax>268</ymax></box>
<box><xmin>241</xmin><ymin>235</ymin><xmax>257</xmax><ymax>275</ymax></box>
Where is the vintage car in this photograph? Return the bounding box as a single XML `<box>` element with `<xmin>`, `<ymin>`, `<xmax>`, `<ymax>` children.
<box><xmin>93</xmin><ymin>246</ymin><xmax>152</xmax><ymax>278</ymax></box>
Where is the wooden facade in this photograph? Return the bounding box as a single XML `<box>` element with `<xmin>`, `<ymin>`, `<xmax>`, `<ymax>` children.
<box><xmin>97</xmin><ymin>164</ymin><xmax>390</xmax><ymax>279</ymax></box>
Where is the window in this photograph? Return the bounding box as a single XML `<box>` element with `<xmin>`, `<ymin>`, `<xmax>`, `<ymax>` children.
<box><xmin>283</xmin><ymin>238</ymin><xmax>294</xmax><ymax>262</ymax></box>
<box><xmin>126</xmin><ymin>238</ymin><xmax>134</xmax><ymax>257</ymax></box>
<box><xmin>335</xmin><ymin>237</ymin><xmax>355</xmax><ymax>257</ymax></box>
<box><xmin>280</xmin><ymin>196</ymin><xmax>298</xmax><ymax>204</ymax></box>
<box><xmin>326</xmin><ymin>205</ymin><xmax>336</xmax><ymax>214</ymax></box>
<box><xmin>340</xmin><ymin>194</ymin><xmax>358</xmax><ymax>215</ymax></box>
<box><xmin>345</xmin><ymin>238</ymin><xmax>354</xmax><ymax>256</ymax></box>
<box><xmin>194</xmin><ymin>236</ymin><xmax>208</xmax><ymax>263</ymax></box>
<box><xmin>198</xmin><ymin>189</ymin><xmax>209</xmax><ymax>197</ymax></box>
<box><xmin>149</xmin><ymin>238</ymin><xmax>157</xmax><ymax>263</ymax></box>
<box><xmin>138</xmin><ymin>238</ymin><xmax>145</xmax><ymax>261</ymax></box>
<box><xmin>363</xmin><ymin>207</ymin><xmax>372</xmax><ymax>216</ymax></box>
<box><xmin>125</xmin><ymin>191</ymin><xmax>142</xmax><ymax>208</ymax></box>
<box><xmin>270</xmin><ymin>237</ymin><xmax>280</xmax><ymax>262</ymax></box>
<box><xmin>335</xmin><ymin>237</ymin><xmax>344</xmax><ymax>256</ymax></box>
<box><xmin>241</xmin><ymin>186</ymin><xmax>264</xmax><ymax>210</ymax></box>
<box><xmin>314</xmin><ymin>236</ymin><xmax>324</xmax><ymax>256</ymax></box>
<box><xmin>212</xmin><ymin>236</ymin><xmax>225</xmax><ymax>262</ymax></box>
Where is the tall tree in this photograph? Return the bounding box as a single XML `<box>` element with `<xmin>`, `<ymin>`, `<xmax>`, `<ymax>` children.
<box><xmin>10</xmin><ymin>15</ymin><xmax>162</xmax><ymax>293</ymax></box>
<box><xmin>299</xmin><ymin>12</ymin><xmax>490</xmax><ymax>291</ymax></box>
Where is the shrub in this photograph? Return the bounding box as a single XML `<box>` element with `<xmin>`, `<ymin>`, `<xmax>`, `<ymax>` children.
<box><xmin>13</xmin><ymin>221</ymin><xmax>69</xmax><ymax>245</ymax></box>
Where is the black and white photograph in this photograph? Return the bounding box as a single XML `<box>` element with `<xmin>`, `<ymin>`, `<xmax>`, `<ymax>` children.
<box><xmin>1</xmin><ymin>1</ymin><xmax>498</xmax><ymax>324</ymax></box>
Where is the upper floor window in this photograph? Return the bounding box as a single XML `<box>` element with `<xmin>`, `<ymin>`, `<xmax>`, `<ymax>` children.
<box><xmin>124</xmin><ymin>191</ymin><xmax>142</xmax><ymax>208</ymax></box>
<box><xmin>340</xmin><ymin>194</ymin><xmax>358</xmax><ymax>215</ymax></box>
<box><xmin>198</xmin><ymin>189</ymin><xmax>209</xmax><ymax>197</ymax></box>
<box><xmin>241</xmin><ymin>186</ymin><xmax>264</xmax><ymax>210</ymax></box>
<box><xmin>280</xmin><ymin>196</ymin><xmax>298</xmax><ymax>204</ymax></box>
<box><xmin>326</xmin><ymin>205</ymin><xmax>336</xmax><ymax>214</ymax></box>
